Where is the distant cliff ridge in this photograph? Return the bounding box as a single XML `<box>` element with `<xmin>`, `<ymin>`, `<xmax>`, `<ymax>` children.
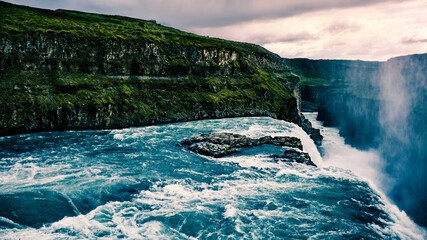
<box><xmin>284</xmin><ymin>58</ymin><xmax>382</xmax><ymax>147</ymax></box>
<box><xmin>0</xmin><ymin>1</ymin><xmax>320</xmax><ymax>143</ymax></box>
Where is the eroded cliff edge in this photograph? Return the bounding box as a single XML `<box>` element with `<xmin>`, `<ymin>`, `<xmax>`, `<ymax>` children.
<box><xmin>0</xmin><ymin>2</ymin><xmax>320</xmax><ymax>143</ymax></box>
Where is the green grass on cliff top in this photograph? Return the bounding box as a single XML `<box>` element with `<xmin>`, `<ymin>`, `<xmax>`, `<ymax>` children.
<box><xmin>0</xmin><ymin>1</ymin><xmax>271</xmax><ymax>55</ymax></box>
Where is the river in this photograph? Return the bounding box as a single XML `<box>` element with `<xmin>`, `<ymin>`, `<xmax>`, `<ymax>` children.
<box><xmin>0</xmin><ymin>115</ymin><xmax>425</xmax><ymax>239</ymax></box>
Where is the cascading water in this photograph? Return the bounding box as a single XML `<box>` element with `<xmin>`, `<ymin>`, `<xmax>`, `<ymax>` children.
<box><xmin>376</xmin><ymin>55</ymin><xmax>427</xmax><ymax>226</ymax></box>
<box><xmin>305</xmin><ymin>113</ymin><xmax>426</xmax><ymax>238</ymax></box>
<box><xmin>310</xmin><ymin>53</ymin><xmax>427</xmax><ymax>229</ymax></box>
<box><xmin>0</xmin><ymin>116</ymin><xmax>425</xmax><ymax>239</ymax></box>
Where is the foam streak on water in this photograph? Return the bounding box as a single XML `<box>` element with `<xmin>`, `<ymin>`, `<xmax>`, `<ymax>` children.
<box><xmin>0</xmin><ymin>117</ymin><xmax>425</xmax><ymax>239</ymax></box>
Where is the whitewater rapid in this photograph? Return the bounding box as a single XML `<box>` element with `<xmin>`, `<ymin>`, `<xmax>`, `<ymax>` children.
<box><xmin>305</xmin><ymin>112</ymin><xmax>426</xmax><ymax>239</ymax></box>
<box><xmin>0</xmin><ymin>116</ymin><xmax>425</xmax><ymax>239</ymax></box>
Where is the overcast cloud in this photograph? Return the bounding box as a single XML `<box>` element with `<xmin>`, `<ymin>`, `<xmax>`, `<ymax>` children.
<box><xmin>4</xmin><ymin>0</ymin><xmax>427</xmax><ymax>60</ymax></box>
<box><xmin>4</xmin><ymin>0</ymin><xmax>401</xmax><ymax>28</ymax></box>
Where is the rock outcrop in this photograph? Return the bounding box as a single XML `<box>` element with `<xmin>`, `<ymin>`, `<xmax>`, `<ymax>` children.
<box><xmin>271</xmin><ymin>149</ymin><xmax>316</xmax><ymax>167</ymax></box>
<box><xmin>181</xmin><ymin>132</ymin><xmax>315</xmax><ymax>167</ymax></box>
<box><xmin>298</xmin><ymin>116</ymin><xmax>322</xmax><ymax>145</ymax></box>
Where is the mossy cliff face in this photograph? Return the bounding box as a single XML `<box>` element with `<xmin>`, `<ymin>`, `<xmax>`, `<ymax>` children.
<box><xmin>0</xmin><ymin>33</ymin><xmax>285</xmax><ymax>77</ymax></box>
<box><xmin>0</xmin><ymin>2</ymin><xmax>314</xmax><ymax>137</ymax></box>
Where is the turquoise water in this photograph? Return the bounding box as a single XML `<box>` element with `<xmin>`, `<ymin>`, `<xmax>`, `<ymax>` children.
<box><xmin>0</xmin><ymin>116</ymin><xmax>425</xmax><ymax>239</ymax></box>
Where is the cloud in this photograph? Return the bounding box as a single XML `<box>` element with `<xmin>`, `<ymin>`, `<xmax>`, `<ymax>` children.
<box><xmin>5</xmin><ymin>0</ymin><xmax>404</xmax><ymax>28</ymax></box>
<box><xmin>4</xmin><ymin>0</ymin><xmax>427</xmax><ymax>60</ymax></box>
<box><xmin>227</xmin><ymin>32</ymin><xmax>317</xmax><ymax>45</ymax></box>
<box><xmin>324</xmin><ymin>22</ymin><xmax>361</xmax><ymax>34</ymax></box>
<box><xmin>193</xmin><ymin>0</ymin><xmax>427</xmax><ymax>61</ymax></box>
<box><xmin>401</xmin><ymin>38</ymin><xmax>427</xmax><ymax>44</ymax></box>
<box><xmin>264</xmin><ymin>33</ymin><xmax>318</xmax><ymax>44</ymax></box>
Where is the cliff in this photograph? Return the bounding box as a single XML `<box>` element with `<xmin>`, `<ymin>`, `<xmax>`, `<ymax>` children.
<box><xmin>0</xmin><ymin>1</ymin><xmax>320</xmax><ymax>142</ymax></box>
<box><xmin>284</xmin><ymin>58</ymin><xmax>382</xmax><ymax>147</ymax></box>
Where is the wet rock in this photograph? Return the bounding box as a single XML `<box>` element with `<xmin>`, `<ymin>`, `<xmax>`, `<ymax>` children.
<box><xmin>188</xmin><ymin>142</ymin><xmax>239</xmax><ymax>158</ymax></box>
<box><xmin>182</xmin><ymin>132</ymin><xmax>253</xmax><ymax>148</ymax></box>
<box><xmin>183</xmin><ymin>132</ymin><xmax>303</xmax><ymax>150</ymax></box>
<box><xmin>258</xmin><ymin>136</ymin><xmax>303</xmax><ymax>149</ymax></box>
<box><xmin>182</xmin><ymin>132</ymin><xmax>304</xmax><ymax>158</ymax></box>
<box><xmin>299</xmin><ymin>115</ymin><xmax>323</xmax><ymax>145</ymax></box>
<box><xmin>271</xmin><ymin>149</ymin><xmax>316</xmax><ymax>167</ymax></box>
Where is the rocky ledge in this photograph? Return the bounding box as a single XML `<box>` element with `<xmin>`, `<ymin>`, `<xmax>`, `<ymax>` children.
<box><xmin>299</xmin><ymin>116</ymin><xmax>323</xmax><ymax>145</ymax></box>
<box><xmin>271</xmin><ymin>149</ymin><xmax>316</xmax><ymax>167</ymax></box>
<box><xmin>181</xmin><ymin>132</ymin><xmax>316</xmax><ymax>167</ymax></box>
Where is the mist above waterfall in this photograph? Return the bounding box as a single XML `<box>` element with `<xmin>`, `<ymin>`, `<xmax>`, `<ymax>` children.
<box><xmin>377</xmin><ymin>54</ymin><xmax>427</xmax><ymax>226</ymax></box>
<box><xmin>299</xmin><ymin>53</ymin><xmax>427</xmax><ymax>227</ymax></box>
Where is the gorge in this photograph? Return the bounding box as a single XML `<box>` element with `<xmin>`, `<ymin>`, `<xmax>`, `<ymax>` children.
<box><xmin>0</xmin><ymin>1</ymin><xmax>426</xmax><ymax>239</ymax></box>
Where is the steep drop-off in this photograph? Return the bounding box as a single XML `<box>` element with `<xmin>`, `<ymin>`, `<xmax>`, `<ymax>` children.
<box><xmin>284</xmin><ymin>58</ymin><xmax>382</xmax><ymax>148</ymax></box>
<box><xmin>0</xmin><ymin>1</ymin><xmax>320</xmax><ymax>142</ymax></box>
<box><xmin>286</xmin><ymin>54</ymin><xmax>427</xmax><ymax>227</ymax></box>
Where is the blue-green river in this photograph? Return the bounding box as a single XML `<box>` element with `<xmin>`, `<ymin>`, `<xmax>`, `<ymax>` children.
<box><xmin>0</xmin><ymin>115</ymin><xmax>425</xmax><ymax>239</ymax></box>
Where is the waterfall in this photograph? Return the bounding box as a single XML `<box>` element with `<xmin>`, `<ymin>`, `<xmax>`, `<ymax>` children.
<box><xmin>377</xmin><ymin>54</ymin><xmax>427</xmax><ymax>226</ymax></box>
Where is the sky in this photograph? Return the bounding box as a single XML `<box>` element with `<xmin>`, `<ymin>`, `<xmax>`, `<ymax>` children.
<box><xmin>4</xmin><ymin>0</ymin><xmax>427</xmax><ymax>61</ymax></box>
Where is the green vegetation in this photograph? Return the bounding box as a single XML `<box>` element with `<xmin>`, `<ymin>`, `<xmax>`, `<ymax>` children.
<box><xmin>0</xmin><ymin>1</ymin><xmax>299</xmax><ymax>135</ymax></box>
<box><xmin>0</xmin><ymin>1</ymin><xmax>270</xmax><ymax>54</ymax></box>
<box><xmin>284</xmin><ymin>58</ymin><xmax>382</xmax><ymax>99</ymax></box>
<box><xmin>0</xmin><ymin>69</ymin><xmax>296</xmax><ymax>132</ymax></box>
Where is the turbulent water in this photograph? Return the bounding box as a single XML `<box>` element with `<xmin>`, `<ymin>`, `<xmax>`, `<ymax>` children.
<box><xmin>0</xmin><ymin>116</ymin><xmax>425</xmax><ymax>239</ymax></box>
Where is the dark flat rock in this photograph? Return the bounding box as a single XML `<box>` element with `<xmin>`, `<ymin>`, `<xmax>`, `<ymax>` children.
<box><xmin>188</xmin><ymin>142</ymin><xmax>239</xmax><ymax>158</ymax></box>
<box><xmin>181</xmin><ymin>132</ymin><xmax>315</xmax><ymax>166</ymax></box>
<box><xmin>182</xmin><ymin>132</ymin><xmax>302</xmax><ymax>150</ymax></box>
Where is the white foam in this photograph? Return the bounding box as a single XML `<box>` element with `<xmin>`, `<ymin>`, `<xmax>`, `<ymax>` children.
<box><xmin>0</xmin><ymin>162</ymin><xmax>72</xmax><ymax>187</ymax></box>
<box><xmin>304</xmin><ymin>113</ymin><xmax>390</xmax><ymax>188</ymax></box>
<box><xmin>276</xmin><ymin>168</ymin><xmax>314</xmax><ymax>179</ymax></box>
<box><xmin>372</xmin><ymin>189</ymin><xmax>427</xmax><ymax>240</ymax></box>
<box><xmin>113</xmin><ymin>133</ymin><xmax>125</xmax><ymax>140</ymax></box>
<box><xmin>224</xmin><ymin>205</ymin><xmax>238</xmax><ymax>218</ymax></box>
<box><xmin>304</xmin><ymin>112</ymin><xmax>427</xmax><ymax>238</ymax></box>
<box><xmin>163</xmin><ymin>184</ymin><xmax>194</xmax><ymax>198</ymax></box>
<box><xmin>216</xmin><ymin>154</ymin><xmax>278</xmax><ymax>169</ymax></box>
